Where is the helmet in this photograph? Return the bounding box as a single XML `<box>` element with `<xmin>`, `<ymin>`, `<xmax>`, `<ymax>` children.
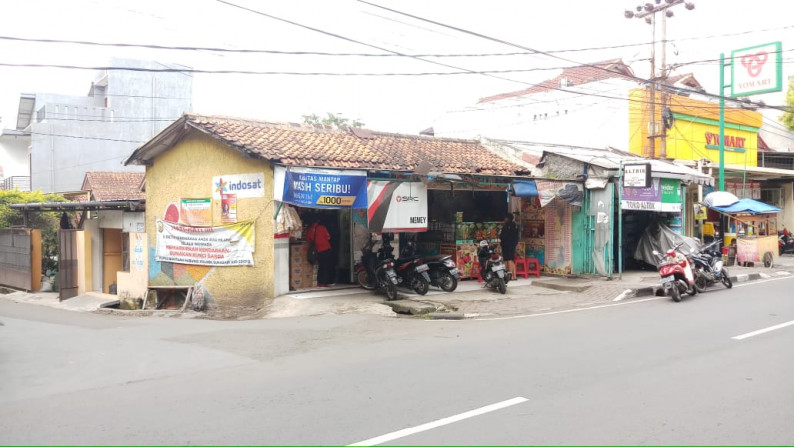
<box><xmin>479</xmin><ymin>240</ymin><xmax>489</xmax><ymax>248</ymax></box>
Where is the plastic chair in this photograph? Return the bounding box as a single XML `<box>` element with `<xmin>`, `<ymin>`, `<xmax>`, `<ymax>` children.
<box><xmin>525</xmin><ymin>257</ymin><xmax>541</xmax><ymax>278</ymax></box>
<box><xmin>514</xmin><ymin>256</ymin><xmax>530</xmax><ymax>279</ymax></box>
<box><xmin>469</xmin><ymin>260</ymin><xmax>483</xmax><ymax>282</ymax></box>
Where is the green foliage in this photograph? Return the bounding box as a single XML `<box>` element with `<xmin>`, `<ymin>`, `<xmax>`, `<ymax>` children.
<box><xmin>781</xmin><ymin>77</ymin><xmax>794</xmax><ymax>131</ymax></box>
<box><xmin>302</xmin><ymin>112</ymin><xmax>364</xmax><ymax>129</ymax></box>
<box><xmin>0</xmin><ymin>189</ymin><xmax>68</xmax><ymax>273</ymax></box>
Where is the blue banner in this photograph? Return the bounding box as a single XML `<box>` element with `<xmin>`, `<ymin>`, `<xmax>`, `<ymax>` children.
<box><xmin>282</xmin><ymin>169</ymin><xmax>367</xmax><ymax>208</ymax></box>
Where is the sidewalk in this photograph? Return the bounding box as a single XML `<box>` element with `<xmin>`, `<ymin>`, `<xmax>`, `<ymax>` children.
<box><xmin>4</xmin><ymin>256</ymin><xmax>794</xmax><ymax>320</ymax></box>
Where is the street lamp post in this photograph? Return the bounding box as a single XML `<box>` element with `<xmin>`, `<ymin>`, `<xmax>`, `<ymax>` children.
<box><xmin>625</xmin><ymin>0</ymin><xmax>695</xmax><ymax>159</ymax></box>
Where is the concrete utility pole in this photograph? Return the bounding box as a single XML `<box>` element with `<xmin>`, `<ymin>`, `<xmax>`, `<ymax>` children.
<box><xmin>625</xmin><ymin>0</ymin><xmax>695</xmax><ymax>159</ymax></box>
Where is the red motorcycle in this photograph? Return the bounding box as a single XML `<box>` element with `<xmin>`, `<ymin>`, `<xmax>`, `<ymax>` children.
<box><xmin>653</xmin><ymin>242</ymin><xmax>698</xmax><ymax>302</ymax></box>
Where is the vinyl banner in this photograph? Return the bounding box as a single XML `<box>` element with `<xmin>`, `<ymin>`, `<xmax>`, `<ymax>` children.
<box><xmin>367</xmin><ymin>181</ymin><xmax>428</xmax><ymax>233</ymax></box>
<box><xmin>279</xmin><ymin>167</ymin><xmax>367</xmax><ymax>209</ymax></box>
<box><xmin>155</xmin><ymin>219</ymin><xmax>255</xmax><ymax>266</ymax></box>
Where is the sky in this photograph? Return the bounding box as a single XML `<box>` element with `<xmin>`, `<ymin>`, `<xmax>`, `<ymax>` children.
<box><xmin>0</xmin><ymin>0</ymin><xmax>792</xmax><ymax>136</ymax></box>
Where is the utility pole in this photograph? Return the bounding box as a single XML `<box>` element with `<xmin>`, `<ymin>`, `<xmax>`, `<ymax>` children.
<box><xmin>625</xmin><ymin>0</ymin><xmax>695</xmax><ymax>159</ymax></box>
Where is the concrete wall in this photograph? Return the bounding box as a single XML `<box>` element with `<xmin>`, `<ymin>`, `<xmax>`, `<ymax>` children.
<box><xmin>145</xmin><ymin>131</ymin><xmax>275</xmax><ymax>313</ymax></box>
<box><xmin>782</xmin><ymin>182</ymin><xmax>794</xmax><ymax>232</ymax></box>
<box><xmin>27</xmin><ymin>59</ymin><xmax>192</xmax><ymax>193</ymax></box>
<box><xmin>0</xmin><ymin>132</ymin><xmax>30</xmax><ymax>179</ymax></box>
<box><xmin>117</xmin><ymin>232</ymin><xmax>148</xmax><ymax>300</ymax></box>
<box><xmin>433</xmin><ymin>79</ymin><xmax>634</xmax><ymax>150</ymax></box>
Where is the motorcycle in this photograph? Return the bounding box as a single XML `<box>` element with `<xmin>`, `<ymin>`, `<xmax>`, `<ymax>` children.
<box><xmin>691</xmin><ymin>240</ymin><xmax>732</xmax><ymax>292</ymax></box>
<box><xmin>399</xmin><ymin>241</ymin><xmax>458</xmax><ymax>292</ymax></box>
<box><xmin>652</xmin><ymin>242</ymin><xmax>698</xmax><ymax>302</ymax></box>
<box><xmin>354</xmin><ymin>237</ymin><xmax>399</xmax><ymax>301</ymax></box>
<box><xmin>421</xmin><ymin>254</ymin><xmax>459</xmax><ymax>292</ymax></box>
<box><xmin>380</xmin><ymin>237</ymin><xmax>432</xmax><ymax>296</ymax></box>
<box><xmin>779</xmin><ymin>231</ymin><xmax>794</xmax><ymax>255</ymax></box>
<box><xmin>477</xmin><ymin>240</ymin><xmax>509</xmax><ymax>294</ymax></box>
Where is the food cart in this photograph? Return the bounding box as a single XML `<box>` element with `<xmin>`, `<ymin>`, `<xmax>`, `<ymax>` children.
<box><xmin>709</xmin><ymin>198</ymin><xmax>782</xmax><ymax>268</ymax></box>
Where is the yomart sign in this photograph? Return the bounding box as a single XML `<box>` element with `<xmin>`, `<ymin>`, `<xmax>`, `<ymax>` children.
<box><xmin>731</xmin><ymin>41</ymin><xmax>782</xmax><ymax>97</ymax></box>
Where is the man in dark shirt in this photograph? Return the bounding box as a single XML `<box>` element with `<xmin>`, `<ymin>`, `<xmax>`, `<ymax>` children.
<box><xmin>500</xmin><ymin>213</ymin><xmax>520</xmax><ymax>279</ymax></box>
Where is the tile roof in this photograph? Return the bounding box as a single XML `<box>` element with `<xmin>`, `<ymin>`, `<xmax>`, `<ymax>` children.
<box><xmin>81</xmin><ymin>171</ymin><xmax>145</xmax><ymax>201</ymax></box>
<box><xmin>478</xmin><ymin>59</ymin><xmax>636</xmax><ymax>103</ymax></box>
<box><xmin>128</xmin><ymin>114</ymin><xmax>530</xmax><ymax>176</ymax></box>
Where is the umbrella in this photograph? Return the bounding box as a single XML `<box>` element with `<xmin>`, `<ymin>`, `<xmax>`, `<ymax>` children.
<box><xmin>702</xmin><ymin>191</ymin><xmax>739</xmax><ymax>208</ymax></box>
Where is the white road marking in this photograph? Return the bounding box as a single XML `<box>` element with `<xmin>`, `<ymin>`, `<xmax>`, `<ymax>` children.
<box><xmin>471</xmin><ymin>296</ymin><xmax>666</xmax><ymax>321</ymax></box>
<box><xmin>733</xmin><ymin>275</ymin><xmax>794</xmax><ymax>288</ymax></box>
<box><xmin>612</xmin><ymin>289</ymin><xmax>633</xmax><ymax>302</ymax></box>
<box><xmin>732</xmin><ymin>320</ymin><xmax>794</xmax><ymax>340</ymax></box>
<box><xmin>348</xmin><ymin>397</ymin><xmax>528</xmax><ymax>446</ymax></box>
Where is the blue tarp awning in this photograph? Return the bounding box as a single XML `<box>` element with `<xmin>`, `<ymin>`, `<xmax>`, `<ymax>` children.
<box><xmin>511</xmin><ymin>180</ymin><xmax>538</xmax><ymax>197</ymax></box>
<box><xmin>710</xmin><ymin>198</ymin><xmax>781</xmax><ymax>215</ymax></box>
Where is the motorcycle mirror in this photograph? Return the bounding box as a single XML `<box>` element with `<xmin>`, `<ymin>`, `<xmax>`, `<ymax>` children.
<box><xmin>652</xmin><ymin>250</ymin><xmax>660</xmax><ymax>256</ymax></box>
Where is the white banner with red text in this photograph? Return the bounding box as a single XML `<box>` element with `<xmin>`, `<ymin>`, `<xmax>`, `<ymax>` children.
<box><xmin>155</xmin><ymin>219</ymin><xmax>256</xmax><ymax>266</ymax></box>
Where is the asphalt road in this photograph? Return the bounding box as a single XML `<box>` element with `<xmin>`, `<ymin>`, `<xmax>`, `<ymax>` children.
<box><xmin>1</xmin><ymin>275</ymin><xmax>792</xmax><ymax>445</ymax></box>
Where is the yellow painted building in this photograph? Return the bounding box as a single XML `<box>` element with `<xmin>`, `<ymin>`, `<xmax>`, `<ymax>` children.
<box><xmin>131</xmin><ymin>130</ymin><xmax>275</xmax><ymax>314</ymax></box>
<box><xmin>629</xmin><ymin>88</ymin><xmax>762</xmax><ymax>166</ymax></box>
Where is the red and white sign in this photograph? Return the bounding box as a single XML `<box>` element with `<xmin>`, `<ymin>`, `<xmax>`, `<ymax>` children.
<box><xmin>731</xmin><ymin>42</ymin><xmax>782</xmax><ymax>97</ymax></box>
<box><xmin>366</xmin><ymin>181</ymin><xmax>427</xmax><ymax>233</ymax></box>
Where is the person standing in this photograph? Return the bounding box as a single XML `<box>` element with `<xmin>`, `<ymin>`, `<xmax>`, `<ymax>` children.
<box><xmin>307</xmin><ymin>219</ymin><xmax>334</xmax><ymax>287</ymax></box>
<box><xmin>500</xmin><ymin>213</ymin><xmax>520</xmax><ymax>279</ymax></box>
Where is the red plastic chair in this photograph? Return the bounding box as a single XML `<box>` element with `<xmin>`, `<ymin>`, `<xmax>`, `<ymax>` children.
<box><xmin>469</xmin><ymin>260</ymin><xmax>483</xmax><ymax>282</ymax></box>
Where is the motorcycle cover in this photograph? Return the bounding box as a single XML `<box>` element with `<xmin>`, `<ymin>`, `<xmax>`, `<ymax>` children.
<box><xmin>634</xmin><ymin>222</ymin><xmax>700</xmax><ymax>267</ymax></box>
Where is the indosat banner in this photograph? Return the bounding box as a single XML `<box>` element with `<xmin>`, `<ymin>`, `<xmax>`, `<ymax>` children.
<box><xmin>274</xmin><ymin>166</ymin><xmax>367</xmax><ymax>209</ymax></box>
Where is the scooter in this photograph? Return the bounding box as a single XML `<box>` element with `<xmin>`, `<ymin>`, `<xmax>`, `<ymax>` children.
<box><xmin>653</xmin><ymin>242</ymin><xmax>698</xmax><ymax>302</ymax></box>
<box><xmin>477</xmin><ymin>240</ymin><xmax>509</xmax><ymax>294</ymax></box>
<box><xmin>779</xmin><ymin>231</ymin><xmax>794</xmax><ymax>255</ymax></box>
<box><xmin>420</xmin><ymin>254</ymin><xmax>459</xmax><ymax>292</ymax></box>
<box><xmin>379</xmin><ymin>237</ymin><xmax>432</xmax><ymax>296</ymax></box>
<box><xmin>691</xmin><ymin>240</ymin><xmax>732</xmax><ymax>292</ymax></box>
<box><xmin>354</xmin><ymin>237</ymin><xmax>399</xmax><ymax>301</ymax></box>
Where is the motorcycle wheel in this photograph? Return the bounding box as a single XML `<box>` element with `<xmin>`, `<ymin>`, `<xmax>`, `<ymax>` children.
<box><xmin>497</xmin><ymin>278</ymin><xmax>507</xmax><ymax>294</ymax></box>
<box><xmin>384</xmin><ymin>284</ymin><xmax>397</xmax><ymax>301</ymax></box>
<box><xmin>694</xmin><ymin>273</ymin><xmax>708</xmax><ymax>293</ymax></box>
<box><xmin>687</xmin><ymin>283</ymin><xmax>697</xmax><ymax>296</ymax></box>
<box><xmin>357</xmin><ymin>270</ymin><xmax>376</xmax><ymax>290</ymax></box>
<box><xmin>413</xmin><ymin>278</ymin><xmax>430</xmax><ymax>296</ymax></box>
<box><xmin>670</xmin><ymin>284</ymin><xmax>681</xmax><ymax>302</ymax></box>
<box><xmin>721</xmin><ymin>272</ymin><xmax>733</xmax><ymax>289</ymax></box>
<box><xmin>439</xmin><ymin>272</ymin><xmax>458</xmax><ymax>292</ymax></box>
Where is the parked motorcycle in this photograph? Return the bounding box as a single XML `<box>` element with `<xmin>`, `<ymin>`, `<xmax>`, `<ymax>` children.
<box><xmin>355</xmin><ymin>237</ymin><xmax>399</xmax><ymax>301</ymax></box>
<box><xmin>421</xmin><ymin>254</ymin><xmax>459</xmax><ymax>292</ymax></box>
<box><xmin>477</xmin><ymin>240</ymin><xmax>509</xmax><ymax>294</ymax></box>
<box><xmin>691</xmin><ymin>240</ymin><xmax>732</xmax><ymax>292</ymax></box>
<box><xmin>380</xmin><ymin>237</ymin><xmax>432</xmax><ymax>295</ymax></box>
<box><xmin>653</xmin><ymin>242</ymin><xmax>698</xmax><ymax>302</ymax></box>
<box><xmin>779</xmin><ymin>230</ymin><xmax>794</xmax><ymax>255</ymax></box>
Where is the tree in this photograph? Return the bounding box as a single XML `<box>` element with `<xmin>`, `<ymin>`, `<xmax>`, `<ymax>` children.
<box><xmin>302</xmin><ymin>112</ymin><xmax>364</xmax><ymax>129</ymax></box>
<box><xmin>781</xmin><ymin>76</ymin><xmax>794</xmax><ymax>130</ymax></box>
<box><xmin>1</xmin><ymin>189</ymin><xmax>68</xmax><ymax>273</ymax></box>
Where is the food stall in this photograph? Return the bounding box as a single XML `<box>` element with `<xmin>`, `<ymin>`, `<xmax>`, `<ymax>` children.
<box><xmin>709</xmin><ymin>198</ymin><xmax>782</xmax><ymax>267</ymax></box>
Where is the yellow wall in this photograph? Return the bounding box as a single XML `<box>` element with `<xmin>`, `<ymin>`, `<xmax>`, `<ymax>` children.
<box><xmin>629</xmin><ymin>88</ymin><xmax>760</xmax><ymax>166</ymax></box>
<box><xmin>145</xmin><ymin>132</ymin><xmax>275</xmax><ymax>312</ymax></box>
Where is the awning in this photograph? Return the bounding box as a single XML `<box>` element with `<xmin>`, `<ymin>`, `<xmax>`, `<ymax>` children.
<box><xmin>710</xmin><ymin>198</ymin><xmax>781</xmax><ymax>215</ymax></box>
<box><xmin>511</xmin><ymin>180</ymin><xmax>538</xmax><ymax>197</ymax></box>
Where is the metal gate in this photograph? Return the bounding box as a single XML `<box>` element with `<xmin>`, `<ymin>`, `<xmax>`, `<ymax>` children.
<box><xmin>58</xmin><ymin>230</ymin><xmax>79</xmax><ymax>300</ymax></box>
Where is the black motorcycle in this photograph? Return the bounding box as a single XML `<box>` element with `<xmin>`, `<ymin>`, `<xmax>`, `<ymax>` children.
<box><xmin>421</xmin><ymin>254</ymin><xmax>459</xmax><ymax>292</ymax></box>
<box><xmin>380</xmin><ymin>237</ymin><xmax>432</xmax><ymax>296</ymax></box>
<box><xmin>399</xmin><ymin>241</ymin><xmax>458</xmax><ymax>292</ymax></box>
<box><xmin>477</xmin><ymin>240</ymin><xmax>509</xmax><ymax>294</ymax></box>
<box><xmin>355</xmin><ymin>237</ymin><xmax>399</xmax><ymax>301</ymax></box>
<box><xmin>691</xmin><ymin>240</ymin><xmax>732</xmax><ymax>292</ymax></box>
<box><xmin>779</xmin><ymin>231</ymin><xmax>794</xmax><ymax>255</ymax></box>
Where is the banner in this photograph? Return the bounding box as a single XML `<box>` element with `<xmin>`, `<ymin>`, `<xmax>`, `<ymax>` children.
<box><xmin>155</xmin><ymin>219</ymin><xmax>255</xmax><ymax>266</ymax></box>
<box><xmin>213</xmin><ymin>173</ymin><xmax>265</xmax><ymax>199</ymax></box>
<box><xmin>180</xmin><ymin>198</ymin><xmax>212</xmax><ymax>226</ymax></box>
<box><xmin>622</xmin><ymin>178</ymin><xmax>681</xmax><ymax>212</ymax></box>
<box><xmin>367</xmin><ymin>181</ymin><xmax>428</xmax><ymax>233</ymax></box>
<box><xmin>535</xmin><ymin>180</ymin><xmax>583</xmax><ymax>207</ymax></box>
<box><xmin>279</xmin><ymin>167</ymin><xmax>367</xmax><ymax>209</ymax></box>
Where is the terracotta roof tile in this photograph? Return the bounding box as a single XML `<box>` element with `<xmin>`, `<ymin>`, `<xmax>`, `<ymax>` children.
<box><xmin>81</xmin><ymin>171</ymin><xmax>145</xmax><ymax>201</ymax></box>
<box><xmin>183</xmin><ymin>114</ymin><xmax>529</xmax><ymax>176</ymax></box>
<box><xmin>478</xmin><ymin>59</ymin><xmax>635</xmax><ymax>103</ymax></box>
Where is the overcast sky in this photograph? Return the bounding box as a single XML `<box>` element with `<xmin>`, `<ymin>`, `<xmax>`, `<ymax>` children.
<box><xmin>1</xmin><ymin>0</ymin><xmax>791</xmax><ymax>135</ymax></box>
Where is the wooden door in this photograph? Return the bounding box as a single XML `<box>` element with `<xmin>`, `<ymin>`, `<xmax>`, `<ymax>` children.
<box><xmin>103</xmin><ymin>229</ymin><xmax>123</xmax><ymax>294</ymax></box>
